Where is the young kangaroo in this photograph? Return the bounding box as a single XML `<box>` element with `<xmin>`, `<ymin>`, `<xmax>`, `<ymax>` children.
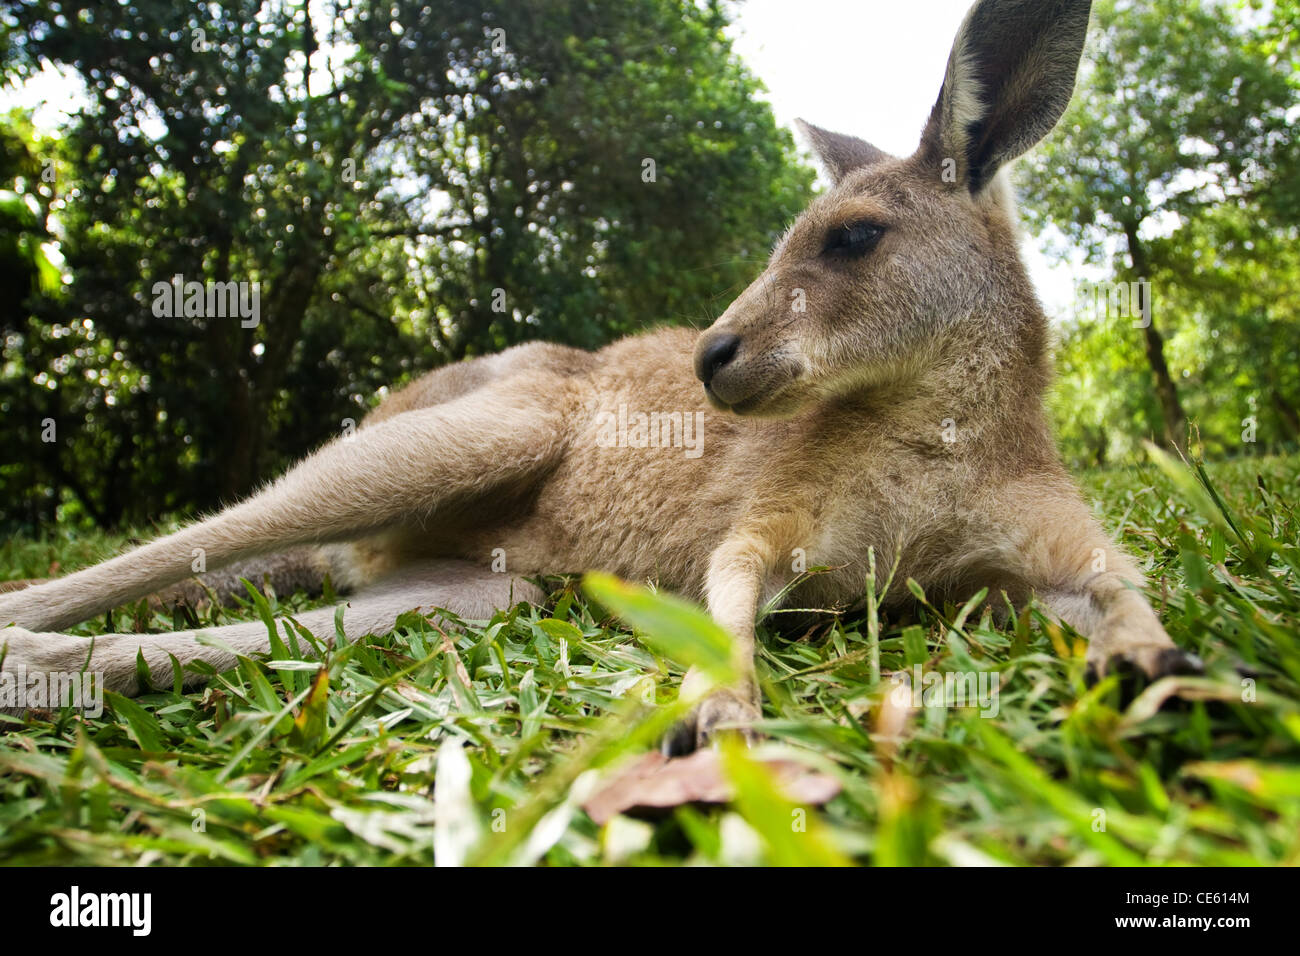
<box><xmin>1</xmin><ymin>0</ymin><xmax>1202</xmax><ymax>748</ymax></box>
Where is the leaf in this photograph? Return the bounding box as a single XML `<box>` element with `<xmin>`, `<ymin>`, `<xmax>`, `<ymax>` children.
<box><xmin>433</xmin><ymin>739</ymin><xmax>481</xmax><ymax>867</ymax></box>
<box><xmin>720</xmin><ymin>740</ymin><xmax>852</xmax><ymax>867</ymax></box>
<box><xmin>901</xmin><ymin>625</ymin><xmax>928</xmax><ymax>666</ymax></box>
<box><xmin>104</xmin><ymin>691</ymin><xmax>165</xmax><ymax>754</ymax></box>
<box><xmin>1144</xmin><ymin>443</ymin><xmax>1234</xmax><ymax>536</ymax></box>
<box><xmin>289</xmin><ymin>668</ymin><xmax>330</xmax><ymax>749</ymax></box>
<box><xmin>1183</xmin><ymin>760</ymin><xmax>1300</xmax><ymax>806</ymax></box>
<box><xmin>581</xmin><ymin>749</ymin><xmax>842</xmax><ymax>829</ymax></box>
<box><xmin>237</xmin><ymin>659</ymin><xmax>294</xmax><ymax>736</ymax></box>
<box><xmin>582</xmin><ymin>572</ymin><xmax>735</xmax><ymax>684</ymax></box>
<box><xmin>133</xmin><ymin>648</ymin><xmax>155</xmax><ymax>695</ymax></box>
<box><xmin>536</xmin><ymin>618</ymin><xmax>584</xmax><ymax>644</ymax></box>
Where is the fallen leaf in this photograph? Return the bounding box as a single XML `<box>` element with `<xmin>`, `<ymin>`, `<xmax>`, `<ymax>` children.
<box><xmin>582</xmin><ymin>750</ymin><xmax>841</xmax><ymax>825</ymax></box>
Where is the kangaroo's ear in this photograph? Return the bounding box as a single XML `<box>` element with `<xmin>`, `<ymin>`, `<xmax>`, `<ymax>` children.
<box><xmin>918</xmin><ymin>0</ymin><xmax>1092</xmax><ymax>193</ymax></box>
<box><xmin>794</xmin><ymin>119</ymin><xmax>891</xmax><ymax>185</ymax></box>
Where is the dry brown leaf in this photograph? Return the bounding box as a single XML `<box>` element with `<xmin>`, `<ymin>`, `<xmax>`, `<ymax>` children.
<box><xmin>582</xmin><ymin>750</ymin><xmax>841</xmax><ymax>824</ymax></box>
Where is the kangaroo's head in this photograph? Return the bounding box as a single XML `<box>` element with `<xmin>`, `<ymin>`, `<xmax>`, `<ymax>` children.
<box><xmin>694</xmin><ymin>0</ymin><xmax>1092</xmax><ymax>416</ymax></box>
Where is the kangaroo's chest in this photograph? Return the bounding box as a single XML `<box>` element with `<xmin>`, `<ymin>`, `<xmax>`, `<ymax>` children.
<box><xmin>462</xmin><ymin>364</ymin><xmax>981</xmax><ymax>603</ymax></box>
<box><xmin>773</xmin><ymin>432</ymin><xmax>979</xmax><ymax>609</ymax></box>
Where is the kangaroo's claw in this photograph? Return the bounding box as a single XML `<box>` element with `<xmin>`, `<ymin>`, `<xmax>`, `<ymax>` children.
<box><xmin>662</xmin><ymin>686</ymin><xmax>760</xmax><ymax>756</ymax></box>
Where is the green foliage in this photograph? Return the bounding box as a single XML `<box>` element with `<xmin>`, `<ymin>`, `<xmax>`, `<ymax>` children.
<box><xmin>2</xmin><ymin>454</ymin><xmax>1298</xmax><ymax>865</ymax></box>
<box><xmin>583</xmin><ymin>570</ymin><xmax>737</xmax><ymax>684</ymax></box>
<box><xmin>0</xmin><ymin>0</ymin><xmax>812</xmax><ymax>530</ymax></box>
<box><xmin>1021</xmin><ymin>0</ymin><xmax>1300</xmax><ymax>465</ymax></box>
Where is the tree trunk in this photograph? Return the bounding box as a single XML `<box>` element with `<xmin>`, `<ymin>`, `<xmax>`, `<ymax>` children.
<box><xmin>1122</xmin><ymin>223</ymin><xmax>1188</xmax><ymax>453</ymax></box>
<box><xmin>216</xmin><ymin>370</ymin><xmax>259</xmax><ymax>504</ymax></box>
<box><xmin>1272</xmin><ymin>390</ymin><xmax>1300</xmax><ymax>441</ymax></box>
<box><xmin>1091</xmin><ymin>427</ymin><xmax>1108</xmax><ymax>468</ymax></box>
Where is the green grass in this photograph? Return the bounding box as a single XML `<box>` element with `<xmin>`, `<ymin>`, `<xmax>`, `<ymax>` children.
<box><xmin>1</xmin><ymin>452</ymin><xmax>1298</xmax><ymax>866</ymax></box>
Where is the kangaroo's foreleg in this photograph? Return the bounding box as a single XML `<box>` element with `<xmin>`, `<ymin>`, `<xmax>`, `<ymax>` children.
<box><xmin>663</xmin><ymin>509</ymin><xmax>813</xmax><ymax>754</ymax></box>
<box><xmin>989</xmin><ymin>480</ymin><xmax>1203</xmax><ymax>682</ymax></box>
<box><xmin>0</xmin><ymin>561</ymin><xmax>544</xmax><ymax>704</ymax></box>
<box><xmin>2</xmin><ymin>548</ymin><xmax>336</xmax><ymax>618</ymax></box>
<box><xmin>0</xmin><ymin>386</ymin><xmax>567</xmax><ymax>633</ymax></box>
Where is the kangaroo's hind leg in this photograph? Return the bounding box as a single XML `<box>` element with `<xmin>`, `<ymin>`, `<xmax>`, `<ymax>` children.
<box><xmin>0</xmin><ymin>380</ymin><xmax>570</xmax><ymax>633</ymax></box>
<box><xmin>0</xmin><ymin>560</ymin><xmax>545</xmax><ymax>704</ymax></box>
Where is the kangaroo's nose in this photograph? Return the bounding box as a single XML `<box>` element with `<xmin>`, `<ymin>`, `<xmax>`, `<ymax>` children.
<box><xmin>695</xmin><ymin>332</ymin><xmax>740</xmax><ymax>384</ymax></box>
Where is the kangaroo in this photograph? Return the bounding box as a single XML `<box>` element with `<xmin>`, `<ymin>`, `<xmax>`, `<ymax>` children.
<box><xmin>0</xmin><ymin>0</ymin><xmax>1202</xmax><ymax>749</ymax></box>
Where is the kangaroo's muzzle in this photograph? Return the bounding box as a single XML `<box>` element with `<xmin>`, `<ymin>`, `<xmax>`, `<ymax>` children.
<box><xmin>694</xmin><ymin>331</ymin><xmax>740</xmax><ymax>386</ymax></box>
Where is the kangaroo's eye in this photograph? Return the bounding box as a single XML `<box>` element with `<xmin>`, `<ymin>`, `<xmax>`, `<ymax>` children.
<box><xmin>824</xmin><ymin>221</ymin><xmax>883</xmax><ymax>258</ymax></box>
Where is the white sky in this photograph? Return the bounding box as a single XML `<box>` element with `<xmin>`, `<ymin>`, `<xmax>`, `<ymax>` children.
<box><xmin>2</xmin><ymin>0</ymin><xmax>1088</xmax><ymax>317</ymax></box>
<box><xmin>728</xmin><ymin>0</ymin><xmax>1087</xmax><ymax>317</ymax></box>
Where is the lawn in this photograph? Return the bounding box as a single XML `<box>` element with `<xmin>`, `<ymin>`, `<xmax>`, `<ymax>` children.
<box><xmin>1</xmin><ymin>451</ymin><xmax>1297</xmax><ymax>866</ymax></box>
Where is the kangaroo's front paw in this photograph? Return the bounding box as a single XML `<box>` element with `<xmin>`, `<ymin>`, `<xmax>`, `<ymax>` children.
<box><xmin>1085</xmin><ymin>639</ymin><xmax>1204</xmax><ymax>687</ymax></box>
<box><xmin>662</xmin><ymin>686</ymin><xmax>760</xmax><ymax>756</ymax></box>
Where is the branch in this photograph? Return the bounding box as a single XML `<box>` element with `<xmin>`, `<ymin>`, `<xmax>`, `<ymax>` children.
<box><xmin>365</xmin><ymin>222</ymin><xmax>477</xmax><ymax>241</ymax></box>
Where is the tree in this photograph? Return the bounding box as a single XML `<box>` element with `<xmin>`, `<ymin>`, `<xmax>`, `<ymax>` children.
<box><xmin>0</xmin><ymin>113</ymin><xmax>72</xmax><ymax>528</ymax></box>
<box><xmin>1020</xmin><ymin>0</ymin><xmax>1297</xmax><ymax>456</ymax></box>
<box><xmin>1</xmin><ymin>0</ymin><xmax>812</xmax><ymax>530</ymax></box>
